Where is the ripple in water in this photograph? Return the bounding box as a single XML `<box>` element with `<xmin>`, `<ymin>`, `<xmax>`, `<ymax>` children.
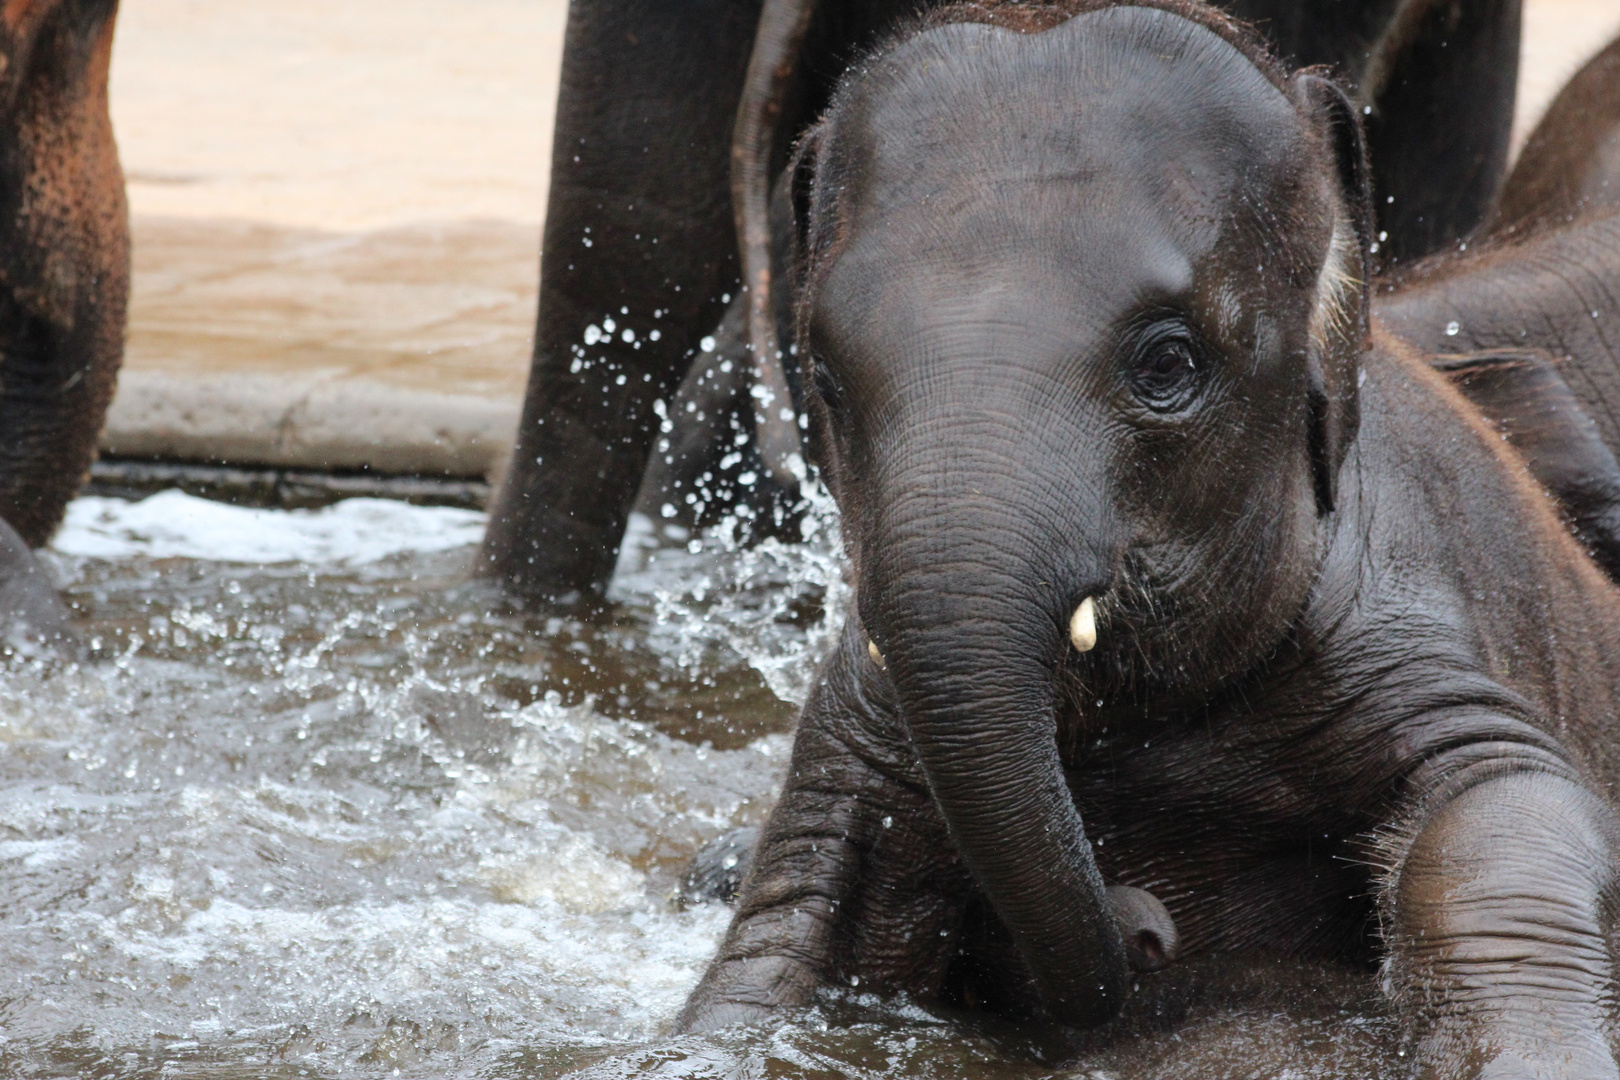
<box><xmin>0</xmin><ymin>489</ymin><xmax>1403</xmax><ymax>1079</ymax></box>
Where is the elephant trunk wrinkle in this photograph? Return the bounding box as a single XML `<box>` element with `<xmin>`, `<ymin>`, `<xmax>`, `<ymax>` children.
<box><xmin>874</xmin><ymin>551</ymin><xmax>1126</xmax><ymax>1029</ymax></box>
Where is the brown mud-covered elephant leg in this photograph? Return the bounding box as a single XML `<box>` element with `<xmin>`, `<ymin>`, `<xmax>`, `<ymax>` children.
<box><xmin>678</xmin><ymin>619</ymin><xmax>973</xmax><ymax>1030</ymax></box>
<box><xmin>1380</xmin><ymin>744</ymin><xmax>1620</xmax><ymax>1079</ymax></box>
<box><xmin>1490</xmin><ymin>33</ymin><xmax>1620</xmax><ymax>237</ymax></box>
<box><xmin>0</xmin><ymin>0</ymin><xmax>127</xmax><ymax>548</ymax></box>
<box><xmin>1227</xmin><ymin>0</ymin><xmax>1520</xmax><ymax>265</ymax></box>
<box><xmin>477</xmin><ymin>0</ymin><xmax>761</xmax><ymax>606</ymax></box>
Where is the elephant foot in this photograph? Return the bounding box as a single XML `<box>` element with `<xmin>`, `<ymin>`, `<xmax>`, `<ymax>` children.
<box><xmin>676</xmin><ymin>828</ymin><xmax>1181</xmax><ymax>982</ymax></box>
<box><xmin>674</xmin><ymin>826</ymin><xmax>759</xmax><ymax>906</ymax></box>
<box><xmin>0</xmin><ymin>516</ymin><xmax>80</xmax><ymax>660</ymax></box>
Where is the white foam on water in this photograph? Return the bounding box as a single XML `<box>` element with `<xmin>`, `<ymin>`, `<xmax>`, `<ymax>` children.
<box><xmin>51</xmin><ymin>491</ymin><xmax>486</xmax><ymax>565</ymax></box>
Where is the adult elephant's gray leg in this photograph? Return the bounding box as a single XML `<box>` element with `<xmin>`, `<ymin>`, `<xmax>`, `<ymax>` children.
<box><xmin>478</xmin><ymin>0</ymin><xmax>761</xmax><ymax>606</ymax></box>
<box><xmin>1227</xmin><ymin>0</ymin><xmax>1520</xmax><ymax>264</ymax></box>
<box><xmin>1383</xmin><ymin>745</ymin><xmax>1620</xmax><ymax>1079</ymax></box>
<box><xmin>1359</xmin><ymin>0</ymin><xmax>1520</xmax><ymax>263</ymax></box>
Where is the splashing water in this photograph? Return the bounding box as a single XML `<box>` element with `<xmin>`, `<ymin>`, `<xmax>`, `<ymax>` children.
<box><xmin>0</xmin><ymin>489</ymin><xmax>1401</xmax><ymax>1079</ymax></box>
<box><xmin>619</xmin><ymin>461</ymin><xmax>851</xmax><ymax>707</ymax></box>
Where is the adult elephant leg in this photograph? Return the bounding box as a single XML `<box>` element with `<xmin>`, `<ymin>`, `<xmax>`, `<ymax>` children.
<box><xmin>1225</xmin><ymin>0</ymin><xmax>1520</xmax><ymax>264</ymax></box>
<box><xmin>0</xmin><ymin>0</ymin><xmax>128</xmax><ymax>547</ymax></box>
<box><xmin>678</xmin><ymin>619</ymin><xmax>972</xmax><ymax>1031</ymax></box>
<box><xmin>478</xmin><ymin>0</ymin><xmax>761</xmax><ymax>606</ymax></box>
<box><xmin>631</xmin><ymin>293</ymin><xmax>801</xmax><ymax>540</ymax></box>
<box><xmin>0</xmin><ymin>514</ymin><xmax>78</xmax><ymax>656</ymax></box>
<box><xmin>1383</xmin><ymin>743</ymin><xmax>1620</xmax><ymax>1079</ymax></box>
<box><xmin>1359</xmin><ymin>0</ymin><xmax>1520</xmax><ymax>263</ymax></box>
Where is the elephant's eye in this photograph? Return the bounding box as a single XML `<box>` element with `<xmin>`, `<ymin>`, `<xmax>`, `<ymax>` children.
<box><xmin>811</xmin><ymin>354</ymin><xmax>845</xmax><ymax>412</ymax></box>
<box><xmin>1127</xmin><ymin>329</ymin><xmax>1203</xmax><ymax>413</ymax></box>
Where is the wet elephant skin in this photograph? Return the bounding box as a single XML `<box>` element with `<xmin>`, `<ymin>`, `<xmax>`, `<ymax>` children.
<box><xmin>1377</xmin><ymin>209</ymin><xmax>1620</xmax><ymax>467</ymax></box>
<box><xmin>675</xmin><ymin>5</ymin><xmax>1620</xmax><ymax>1078</ymax></box>
<box><xmin>479</xmin><ymin>0</ymin><xmax>1522</xmax><ymax>608</ymax></box>
<box><xmin>0</xmin><ymin>0</ymin><xmax>126</xmax><ymax>549</ymax></box>
<box><xmin>1373</xmin><ymin>26</ymin><xmax>1620</xmax><ymax>574</ymax></box>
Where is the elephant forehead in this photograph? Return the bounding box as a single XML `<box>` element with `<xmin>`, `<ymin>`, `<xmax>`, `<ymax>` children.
<box><xmin>817</xmin><ymin>215</ymin><xmax>1193</xmax><ymax>356</ymax></box>
<box><xmin>831</xmin><ymin>8</ymin><xmax>1307</xmax><ymax>244</ymax></box>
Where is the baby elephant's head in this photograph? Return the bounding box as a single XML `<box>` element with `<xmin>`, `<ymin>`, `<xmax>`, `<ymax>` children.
<box><xmin>790</xmin><ymin>0</ymin><xmax>1371</xmax><ymax>1031</ymax></box>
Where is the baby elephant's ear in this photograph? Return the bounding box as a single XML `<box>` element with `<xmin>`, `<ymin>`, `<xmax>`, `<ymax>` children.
<box><xmin>1297</xmin><ymin>72</ymin><xmax>1372</xmax><ymax>515</ymax></box>
<box><xmin>783</xmin><ymin>126</ymin><xmax>823</xmax><ymax>298</ymax></box>
<box><xmin>1299</xmin><ymin>72</ymin><xmax>1373</xmax><ymax>335</ymax></box>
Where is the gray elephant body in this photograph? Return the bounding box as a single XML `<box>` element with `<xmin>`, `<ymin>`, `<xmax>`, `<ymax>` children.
<box><xmin>677</xmin><ymin>5</ymin><xmax>1620</xmax><ymax>1077</ymax></box>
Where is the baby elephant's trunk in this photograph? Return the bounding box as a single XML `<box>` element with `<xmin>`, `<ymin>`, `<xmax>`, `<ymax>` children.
<box><xmin>868</xmin><ymin>530</ymin><xmax>1129</xmax><ymax>1028</ymax></box>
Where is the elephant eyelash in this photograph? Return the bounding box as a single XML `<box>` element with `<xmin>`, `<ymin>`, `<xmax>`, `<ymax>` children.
<box><xmin>810</xmin><ymin>354</ymin><xmax>846</xmax><ymax>411</ymax></box>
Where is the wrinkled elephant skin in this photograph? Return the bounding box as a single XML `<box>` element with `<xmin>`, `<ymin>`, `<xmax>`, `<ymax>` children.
<box><xmin>0</xmin><ymin>0</ymin><xmax>127</xmax><ymax>549</ymax></box>
<box><xmin>675</xmin><ymin>6</ymin><xmax>1620</xmax><ymax>1079</ymax></box>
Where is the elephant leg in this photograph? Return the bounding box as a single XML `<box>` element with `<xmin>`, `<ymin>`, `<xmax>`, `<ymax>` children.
<box><xmin>478</xmin><ymin>0</ymin><xmax>762</xmax><ymax>607</ymax></box>
<box><xmin>677</xmin><ymin>622</ymin><xmax>971</xmax><ymax>1031</ymax></box>
<box><xmin>1221</xmin><ymin>0</ymin><xmax>1519</xmax><ymax>263</ymax></box>
<box><xmin>631</xmin><ymin>293</ymin><xmax>801</xmax><ymax>540</ymax></box>
<box><xmin>1361</xmin><ymin>0</ymin><xmax>1521</xmax><ymax>264</ymax></box>
<box><xmin>0</xmin><ymin>514</ymin><xmax>79</xmax><ymax>657</ymax></box>
<box><xmin>1384</xmin><ymin>748</ymin><xmax>1620</xmax><ymax>1079</ymax></box>
<box><xmin>0</xmin><ymin>0</ymin><xmax>128</xmax><ymax>547</ymax></box>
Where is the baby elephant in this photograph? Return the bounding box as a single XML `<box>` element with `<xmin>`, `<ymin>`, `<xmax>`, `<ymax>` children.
<box><xmin>677</xmin><ymin>2</ymin><xmax>1620</xmax><ymax>1077</ymax></box>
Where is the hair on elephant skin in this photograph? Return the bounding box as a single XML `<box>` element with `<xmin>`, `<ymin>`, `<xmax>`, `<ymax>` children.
<box><xmin>479</xmin><ymin>0</ymin><xmax>1522</xmax><ymax>610</ymax></box>
<box><xmin>672</xmin><ymin>5</ymin><xmax>1620</xmax><ymax>1078</ymax></box>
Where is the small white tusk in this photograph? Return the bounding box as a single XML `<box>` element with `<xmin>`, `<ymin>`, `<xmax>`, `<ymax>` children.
<box><xmin>868</xmin><ymin>639</ymin><xmax>886</xmax><ymax>669</ymax></box>
<box><xmin>1069</xmin><ymin>597</ymin><xmax>1098</xmax><ymax>653</ymax></box>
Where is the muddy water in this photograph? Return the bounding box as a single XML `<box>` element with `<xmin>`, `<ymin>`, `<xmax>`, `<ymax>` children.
<box><xmin>0</xmin><ymin>492</ymin><xmax>1403</xmax><ymax>1079</ymax></box>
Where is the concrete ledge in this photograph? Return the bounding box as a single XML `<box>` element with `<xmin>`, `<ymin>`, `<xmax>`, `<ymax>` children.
<box><xmin>87</xmin><ymin>458</ymin><xmax>490</xmax><ymax>509</ymax></box>
<box><xmin>102</xmin><ymin>369</ymin><xmax>520</xmax><ymax>479</ymax></box>
<box><xmin>102</xmin><ymin>215</ymin><xmax>535</xmax><ymax>482</ymax></box>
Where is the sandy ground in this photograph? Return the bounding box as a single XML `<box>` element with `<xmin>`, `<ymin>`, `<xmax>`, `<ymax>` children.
<box><xmin>100</xmin><ymin>0</ymin><xmax>1620</xmax><ymax>480</ymax></box>
<box><xmin>110</xmin><ymin>0</ymin><xmax>564</xmax><ymax>230</ymax></box>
